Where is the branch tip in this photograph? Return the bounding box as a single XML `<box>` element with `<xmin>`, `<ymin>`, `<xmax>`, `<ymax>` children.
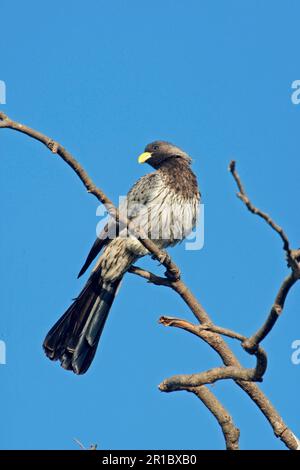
<box><xmin>229</xmin><ymin>160</ymin><xmax>236</xmax><ymax>172</ymax></box>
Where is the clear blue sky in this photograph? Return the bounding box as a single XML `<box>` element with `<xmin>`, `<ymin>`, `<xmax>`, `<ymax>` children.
<box><xmin>0</xmin><ymin>0</ymin><xmax>299</xmax><ymax>450</ymax></box>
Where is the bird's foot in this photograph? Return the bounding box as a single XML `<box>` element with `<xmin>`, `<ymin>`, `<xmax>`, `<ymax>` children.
<box><xmin>151</xmin><ymin>251</ymin><xmax>181</xmax><ymax>281</ymax></box>
<box><xmin>286</xmin><ymin>249</ymin><xmax>300</xmax><ymax>277</ymax></box>
<box><xmin>165</xmin><ymin>268</ymin><xmax>181</xmax><ymax>281</ymax></box>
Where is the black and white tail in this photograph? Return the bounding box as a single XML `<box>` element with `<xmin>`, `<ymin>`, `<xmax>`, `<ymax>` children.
<box><xmin>43</xmin><ymin>272</ymin><xmax>121</xmax><ymax>374</ymax></box>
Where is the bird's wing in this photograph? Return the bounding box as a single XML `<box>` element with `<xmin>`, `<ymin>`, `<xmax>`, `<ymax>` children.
<box><xmin>77</xmin><ymin>226</ymin><xmax>109</xmax><ymax>278</ymax></box>
<box><xmin>77</xmin><ymin>172</ymin><xmax>162</xmax><ymax>278</ymax></box>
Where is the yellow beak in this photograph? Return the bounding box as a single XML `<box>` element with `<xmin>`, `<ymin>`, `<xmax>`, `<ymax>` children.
<box><xmin>138</xmin><ymin>151</ymin><xmax>152</xmax><ymax>164</ymax></box>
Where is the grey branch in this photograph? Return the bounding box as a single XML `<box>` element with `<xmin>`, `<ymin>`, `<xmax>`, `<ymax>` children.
<box><xmin>229</xmin><ymin>160</ymin><xmax>300</xmax><ymax>352</ymax></box>
<box><xmin>187</xmin><ymin>386</ymin><xmax>240</xmax><ymax>450</ymax></box>
<box><xmin>1</xmin><ymin>110</ymin><xmax>299</xmax><ymax>450</ymax></box>
<box><xmin>159</xmin><ymin>316</ymin><xmax>268</xmax><ymax>380</ymax></box>
<box><xmin>243</xmin><ymin>273</ymin><xmax>299</xmax><ymax>353</ymax></box>
<box><xmin>229</xmin><ymin>159</ymin><xmax>300</xmax><ymax>275</ymax></box>
<box><xmin>159</xmin><ymin>365</ymin><xmax>263</xmax><ymax>391</ymax></box>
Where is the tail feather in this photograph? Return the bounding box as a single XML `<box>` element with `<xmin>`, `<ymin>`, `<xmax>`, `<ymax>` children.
<box><xmin>43</xmin><ymin>274</ymin><xmax>121</xmax><ymax>374</ymax></box>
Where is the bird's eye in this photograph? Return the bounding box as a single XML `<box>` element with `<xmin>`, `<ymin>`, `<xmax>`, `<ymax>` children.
<box><xmin>152</xmin><ymin>145</ymin><xmax>159</xmax><ymax>151</ymax></box>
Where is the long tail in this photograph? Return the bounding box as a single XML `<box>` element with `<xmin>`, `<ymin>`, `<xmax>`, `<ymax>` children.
<box><xmin>43</xmin><ymin>272</ymin><xmax>122</xmax><ymax>374</ymax></box>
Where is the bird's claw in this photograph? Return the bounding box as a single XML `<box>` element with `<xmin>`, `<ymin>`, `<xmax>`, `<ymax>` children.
<box><xmin>286</xmin><ymin>249</ymin><xmax>300</xmax><ymax>270</ymax></box>
<box><xmin>165</xmin><ymin>268</ymin><xmax>181</xmax><ymax>281</ymax></box>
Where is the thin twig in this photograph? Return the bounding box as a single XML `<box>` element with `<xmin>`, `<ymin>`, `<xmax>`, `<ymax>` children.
<box><xmin>229</xmin><ymin>160</ymin><xmax>300</xmax><ymax>276</ymax></box>
<box><xmin>159</xmin><ymin>315</ymin><xmax>245</xmax><ymax>341</ymax></box>
<box><xmin>229</xmin><ymin>161</ymin><xmax>290</xmax><ymax>254</ymax></box>
<box><xmin>128</xmin><ymin>266</ymin><xmax>171</xmax><ymax>287</ymax></box>
<box><xmin>243</xmin><ymin>273</ymin><xmax>299</xmax><ymax>352</ymax></box>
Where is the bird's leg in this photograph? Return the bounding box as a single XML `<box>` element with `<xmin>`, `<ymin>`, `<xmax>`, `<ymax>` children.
<box><xmin>150</xmin><ymin>251</ymin><xmax>181</xmax><ymax>281</ymax></box>
<box><xmin>287</xmin><ymin>248</ymin><xmax>300</xmax><ymax>266</ymax></box>
<box><xmin>165</xmin><ymin>267</ymin><xmax>181</xmax><ymax>281</ymax></box>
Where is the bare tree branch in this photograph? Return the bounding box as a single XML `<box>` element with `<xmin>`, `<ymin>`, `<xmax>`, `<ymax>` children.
<box><xmin>229</xmin><ymin>159</ymin><xmax>300</xmax><ymax>275</ymax></box>
<box><xmin>0</xmin><ymin>111</ymin><xmax>180</xmax><ymax>281</ymax></box>
<box><xmin>229</xmin><ymin>161</ymin><xmax>291</xmax><ymax>254</ymax></box>
<box><xmin>243</xmin><ymin>273</ymin><xmax>299</xmax><ymax>352</ymax></box>
<box><xmin>159</xmin><ymin>315</ymin><xmax>245</xmax><ymax>341</ymax></box>
<box><xmin>159</xmin><ymin>316</ymin><xmax>268</xmax><ymax>379</ymax></box>
<box><xmin>159</xmin><ymin>365</ymin><xmax>263</xmax><ymax>391</ymax></box>
<box><xmin>187</xmin><ymin>386</ymin><xmax>240</xmax><ymax>450</ymax></box>
<box><xmin>129</xmin><ymin>266</ymin><xmax>171</xmax><ymax>287</ymax></box>
<box><xmin>1</xmin><ymin>111</ymin><xmax>299</xmax><ymax>450</ymax></box>
<box><xmin>229</xmin><ymin>160</ymin><xmax>300</xmax><ymax>353</ymax></box>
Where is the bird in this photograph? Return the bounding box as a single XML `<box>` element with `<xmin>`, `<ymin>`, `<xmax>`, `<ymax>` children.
<box><xmin>43</xmin><ymin>141</ymin><xmax>200</xmax><ymax>374</ymax></box>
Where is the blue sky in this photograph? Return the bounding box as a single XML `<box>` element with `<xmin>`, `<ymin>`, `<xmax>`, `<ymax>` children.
<box><xmin>0</xmin><ymin>0</ymin><xmax>300</xmax><ymax>450</ymax></box>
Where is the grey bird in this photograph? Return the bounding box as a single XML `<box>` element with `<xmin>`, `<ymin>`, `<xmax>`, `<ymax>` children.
<box><xmin>43</xmin><ymin>141</ymin><xmax>200</xmax><ymax>374</ymax></box>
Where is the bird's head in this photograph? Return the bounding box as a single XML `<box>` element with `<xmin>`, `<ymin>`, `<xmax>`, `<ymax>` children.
<box><xmin>138</xmin><ymin>141</ymin><xmax>191</xmax><ymax>169</ymax></box>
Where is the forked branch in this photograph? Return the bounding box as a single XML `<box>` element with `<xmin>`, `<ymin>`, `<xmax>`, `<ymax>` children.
<box><xmin>1</xmin><ymin>111</ymin><xmax>299</xmax><ymax>450</ymax></box>
<box><xmin>229</xmin><ymin>160</ymin><xmax>300</xmax><ymax>353</ymax></box>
